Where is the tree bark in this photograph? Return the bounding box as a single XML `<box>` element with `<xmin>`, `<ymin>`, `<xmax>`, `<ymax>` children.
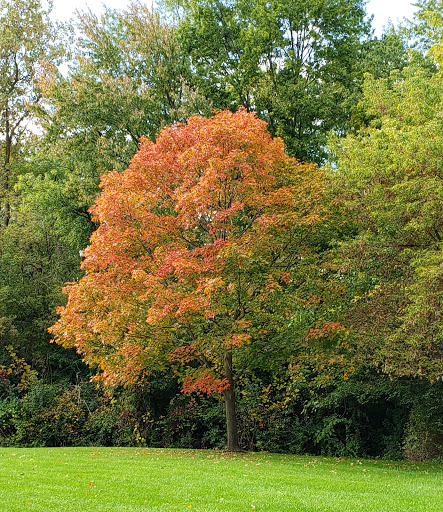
<box><xmin>2</xmin><ymin>100</ymin><xmax>11</xmax><ymax>227</ymax></box>
<box><xmin>222</xmin><ymin>350</ymin><xmax>240</xmax><ymax>451</ymax></box>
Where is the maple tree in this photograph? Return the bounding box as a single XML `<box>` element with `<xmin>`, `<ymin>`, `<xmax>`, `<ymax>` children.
<box><xmin>49</xmin><ymin>108</ymin><xmax>326</xmax><ymax>450</ymax></box>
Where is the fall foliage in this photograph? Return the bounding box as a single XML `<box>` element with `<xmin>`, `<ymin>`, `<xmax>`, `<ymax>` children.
<box><xmin>49</xmin><ymin>108</ymin><xmax>326</xmax><ymax>449</ymax></box>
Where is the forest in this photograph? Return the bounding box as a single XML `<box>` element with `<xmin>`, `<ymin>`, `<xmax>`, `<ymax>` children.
<box><xmin>0</xmin><ymin>0</ymin><xmax>442</xmax><ymax>460</ymax></box>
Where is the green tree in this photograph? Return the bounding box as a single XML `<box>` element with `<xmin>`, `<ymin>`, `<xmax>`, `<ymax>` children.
<box><xmin>361</xmin><ymin>30</ymin><xmax>409</xmax><ymax>79</ymax></box>
<box><xmin>0</xmin><ymin>0</ymin><xmax>61</xmax><ymax>226</ymax></box>
<box><xmin>0</xmin><ymin>0</ymin><xmax>77</xmax><ymax>380</ymax></box>
<box><xmin>39</xmin><ymin>1</ymin><xmax>211</xmax><ymax>210</ymax></box>
<box><xmin>409</xmin><ymin>0</ymin><xmax>443</xmax><ymax>64</ymax></box>
<box><xmin>330</xmin><ymin>62</ymin><xmax>443</xmax><ymax>380</ymax></box>
<box><xmin>167</xmin><ymin>0</ymin><xmax>371</xmax><ymax>162</ymax></box>
<box><xmin>0</xmin><ymin>152</ymin><xmax>87</xmax><ymax>379</ymax></box>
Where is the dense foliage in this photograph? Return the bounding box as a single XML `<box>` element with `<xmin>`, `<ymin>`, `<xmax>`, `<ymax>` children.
<box><xmin>49</xmin><ymin>109</ymin><xmax>326</xmax><ymax>450</ymax></box>
<box><xmin>1</xmin><ymin>0</ymin><xmax>442</xmax><ymax>459</ymax></box>
<box><xmin>166</xmin><ymin>0</ymin><xmax>371</xmax><ymax>163</ymax></box>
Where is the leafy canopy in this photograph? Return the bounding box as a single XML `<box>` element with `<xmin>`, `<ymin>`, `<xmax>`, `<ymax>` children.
<box><xmin>50</xmin><ymin>109</ymin><xmax>325</xmax><ymax>392</ymax></box>
<box><xmin>167</xmin><ymin>0</ymin><xmax>371</xmax><ymax>162</ymax></box>
<box><xmin>330</xmin><ymin>64</ymin><xmax>443</xmax><ymax>381</ymax></box>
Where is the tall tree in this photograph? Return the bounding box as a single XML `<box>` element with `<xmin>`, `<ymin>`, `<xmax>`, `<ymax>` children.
<box><xmin>330</xmin><ymin>62</ymin><xmax>443</xmax><ymax>381</ymax></box>
<box><xmin>39</xmin><ymin>1</ymin><xmax>211</xmax><ymax>211</ymax></box>
<box><xmin>0</xmin><ymin>0</ymin><xmax>60</xmax><ymax>226</ymax></box>
<box><xmin>167</xmin><ymin>0</ymin><xmax>371</xmax><ymax>162</ymax></box>
<box><xmin>50</xmin><ymin>109</ymin><xmax>326</xmax><ymax>450</ymax></box>
<box><xmin>0</xmin><ymin>0</ymin><xmax>76</xmax><ymax>380</ymax></box>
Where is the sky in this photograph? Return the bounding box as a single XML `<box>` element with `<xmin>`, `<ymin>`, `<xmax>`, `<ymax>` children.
<box><xmin>52</xmin><ymin>0</ymin><xmax>417</xmax><ymax>35</ymax></box>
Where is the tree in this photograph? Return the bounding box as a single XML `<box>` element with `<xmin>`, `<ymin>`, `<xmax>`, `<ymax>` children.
<box><xmin>0</xmin><ymin>0</ymin><xmax>61</xmax><ymax>226</ymax></box>
<box><xmin>50</xmin><ymin>109</ymin><xmax>326</xmax><ymax>450</ymax></box>
<box><xmin>0</xmin><ymin>0</ymin><xmax>80</xmax><ymax>382</ymax></box>
<box><xmin>38</xmin><ymin>1</ymin><xmax>211</xmax><ymax>212</ymax></box>
<box><xmin>0</xmin><ymin>152</ymin><xmax>88</xmax><ymax>380</ymax></box>
<box><xmin>329</xmin><ymin>62</ymin><xmax>443</xmax><ymax>381</ymax></box>
<box><xmin>167</xmin><ymin>0</ymin><xmax>371</xmax><ymax>162</ymax></box>
<box><xmin>361</xmin><ymin>30</ymin><xmax>409</xmax><ymax>79</ymax></box>
<box><xmin>409</xmin><ymin>0</ymin><xmax>443</xmax><ymax>64</ymax></box>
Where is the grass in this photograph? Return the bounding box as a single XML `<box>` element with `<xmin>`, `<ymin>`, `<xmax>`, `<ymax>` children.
<box><xmin>0</xmin><ymin>447</ymin><xmax>442</xmax><ymax>512</ymax></box>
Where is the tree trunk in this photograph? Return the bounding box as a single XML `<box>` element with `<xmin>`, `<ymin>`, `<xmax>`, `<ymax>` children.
<box><xmin>2</xmin><ymin>101</ymin><xmax>11</xmax><ymax>227</ymax></box>
<box><xmin>222</xmin><ymin>350</ymin><xmax>240</xmax><ymax>451</ymax></box>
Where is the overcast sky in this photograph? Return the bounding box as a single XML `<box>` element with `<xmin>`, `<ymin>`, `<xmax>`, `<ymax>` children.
<box><xmin>52</xmin><ymin>0</ymin><xmax>417</xmax><ymax>35</ymax></box>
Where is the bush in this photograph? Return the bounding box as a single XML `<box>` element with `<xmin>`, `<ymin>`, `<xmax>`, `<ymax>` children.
<box><xmin>14</xmin><ymin>382</ymin><xmax>87</xmax><ymax>446</ymax></box>
<box><xmin>403</xmin><ymin>383</ymin><xmax>443</xmax><ymax>462</ymax></box>
<box><xmin>83</xmin><ymin>388</ymin><xmax>146</xmax><ymax>446</ymax></box>
<box><xmin>237</xmin><ymin>369</ymin><xmax>412</xmax><ymax>458</ymax></box>
<box><xmin>0</xmin><ymin>396</ymin><xmax>20</xmax><ymax>445</ymax></box>
<box><xmin>154</xmin><ymin>393</ymin><xmax>226</xmax><ymax>449</ymax></box>
<box><xmin>3</xmin><ymin>370</ymin><xmax>440</xmax><ymax>462</ymax></box>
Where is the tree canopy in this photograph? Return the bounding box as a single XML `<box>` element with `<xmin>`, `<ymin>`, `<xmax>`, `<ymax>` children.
<box><xmin>330</xmin><ymin>63</ymin><xmax>443</xmax><ymax>381</ymax></box>
<box><xmin>167</xmin><ymin>0</ymin><xmax>371</xmax><ymax>162</ymax></box>
<box><xmin>0</xmin><ymin>0</ymin><xmax>61</xmax><ymax>226</ymax></box>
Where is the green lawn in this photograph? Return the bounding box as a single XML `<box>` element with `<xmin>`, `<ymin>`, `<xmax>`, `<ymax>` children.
<box><xmin>0</xmin><ymin>447</ymin><xmax>441</xmax><ymax>511</ymax></box>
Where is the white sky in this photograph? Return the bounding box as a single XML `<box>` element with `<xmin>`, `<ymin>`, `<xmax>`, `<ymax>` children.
<box><xmin>52</xmin><ymin>0</ymin><xmax>417</xmax><ymax>35</ymax></box>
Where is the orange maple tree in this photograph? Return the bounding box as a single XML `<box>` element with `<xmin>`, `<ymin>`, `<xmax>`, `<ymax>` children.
<box><xmin>49</xmin><ymin>108</ymin><xmax>326</xmax><ymax>450</ymax></box>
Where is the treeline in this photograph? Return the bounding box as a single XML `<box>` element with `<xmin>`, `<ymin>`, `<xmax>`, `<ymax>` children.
<box><xmin>0</xmin><ymin>0</ymin><xmax>442</xmax><ymax>460</ymax></box>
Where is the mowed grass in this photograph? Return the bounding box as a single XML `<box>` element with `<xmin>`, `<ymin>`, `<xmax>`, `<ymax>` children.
<box><xmin>0</xmin><ymin>447</ymin><xmax>442</xmax><ymax>512</ymax></box>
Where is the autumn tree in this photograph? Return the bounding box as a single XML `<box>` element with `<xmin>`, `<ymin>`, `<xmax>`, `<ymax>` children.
<box><xmin>50</xmin><ymin>109</ymin><xmax>326</xmax><ymax>450</ymax></box>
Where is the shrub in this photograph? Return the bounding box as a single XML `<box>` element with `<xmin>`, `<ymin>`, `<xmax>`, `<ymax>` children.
<box><xmin>403</xmin><ymin>383</ymin><xmax>443</xmax><ymax>462</ymax></box>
